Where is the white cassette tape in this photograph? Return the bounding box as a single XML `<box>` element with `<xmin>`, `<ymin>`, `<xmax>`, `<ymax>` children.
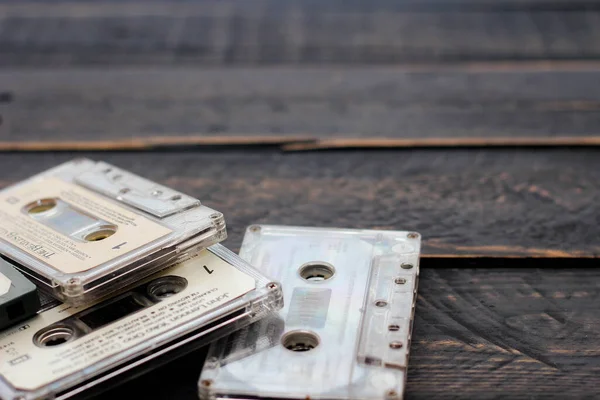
<box><xmin>0</xmin><ymin>244</ymin><xmax>283</xmax><ymax>400</ymax></box>
<box><xmin>0</xmin><ymin>159</ymin><xmax>227</xmax><ymax>305</ymax></box>
<box><xmin>199</xmin><ymin>225</ymin><xmax>421</xmax><ymax>400</ymax></box>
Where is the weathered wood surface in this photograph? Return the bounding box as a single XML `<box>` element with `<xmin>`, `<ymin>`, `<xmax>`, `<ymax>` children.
<box><xmin>1</xmin><ymin>150</ymin><xmax>598</xmax><ymax>258</ymax></box>
<box><xmin>3</xmin><ymin>1</ymin><xmax>600</xmax><ymax>397</ymax></box>
<box><xmin>105</xmin><ymin>262</ymin><xmax>600</xmax><ymax>399</ymax></box>
<box><xmin>2</xmin><ymin>0</ymin><xmax>600</xmax><ymax>66</ymax></box>
<box><xmin>3</xmin><ymin>67</ymin><xmax>600</xmax><ymax>144</ymax></box>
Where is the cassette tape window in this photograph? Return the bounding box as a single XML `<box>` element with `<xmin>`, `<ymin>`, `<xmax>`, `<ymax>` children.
<box><xmin>200</xmin><ymin>225</ymin><xmax>421</xmax><ymax>400</ymax></box>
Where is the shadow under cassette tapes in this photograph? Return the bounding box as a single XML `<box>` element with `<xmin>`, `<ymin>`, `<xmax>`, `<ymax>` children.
<box><xmin>0</xmin><ymin>244</ymin><xmax>283</xmax><ymax>400</ymax></box>
<box><xmin>200</xmin><ymin>225</ymin><xmax>421</xmax><ymax>400</ymax></box>
<box><xmin>0</xmin><ymin>159</ymin><xmax>227</xmax><ymax>305</ymax></box>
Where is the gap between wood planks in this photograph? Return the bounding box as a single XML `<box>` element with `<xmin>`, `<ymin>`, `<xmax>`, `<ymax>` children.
<box><xmin>1</xmin><ymin>135</ymin><xmax>600</xmax><ymax>152</ymax></box>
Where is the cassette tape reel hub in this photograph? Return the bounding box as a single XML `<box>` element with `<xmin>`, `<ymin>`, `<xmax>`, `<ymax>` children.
<box><xmin>200</xmin><ymin>225</ymin><xmax>421</xmax><ymax>400</ymax></box>
<box><xmin>0</xmin><ymin>245</ymin><xmax>283</xmax><ymax>400</ymax></box>
<box><xmin>0</xmin><ymin>159</ymin><xmax>228</xmax><ymax>305</ymax></box>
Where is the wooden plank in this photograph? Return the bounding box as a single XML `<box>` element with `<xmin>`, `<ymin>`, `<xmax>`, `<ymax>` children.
<box><xmin>1</xmin><ymin>150</ymin><xmax>598</xmax><ymax>258</ymax></box>
<box><xmin>1</xmin><ymin>136</ymin><xmax>600</xmax><ymax>152</ymax></box>
<box><xmin>409</xmin><ymin>262</ymin><xmax>600</xmax><ymax>398</ymax></box>
<box><xmin>99</xmin><ymin>262</ymin><xmax>600</xmax><ymax>399</ymax></box>
<box><xmin>282</xmin><ymin>136</ymin><xmax>600</xmax><ymax>151</ymax></box>
<box><xmin>0</xmin><ymin>136</ymin><xmax>313</xmax><ymax>151</ymax></box>
<box><xmin>2</xmin><ymin>1</ymin><xmax>600</xmax><ymax>66</ymax></box>
<box><xmin>4</xmin><ymin>0</ymin><xmax>600</xmax><ymax>10</ymax></box>
<box><xmin>3</xmin><ymin>67</ymin><xmax>600</xmax><ymax>143</ymax></box>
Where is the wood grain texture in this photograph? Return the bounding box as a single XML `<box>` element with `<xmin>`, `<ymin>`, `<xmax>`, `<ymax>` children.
<box><xmin>95</xmin><ymin>262</ymin><xmax>600</xmax><ymax>399</ymax></box>
<box><xmin>0</xmin><ymin>150</ymin><xmax>598</xmax><ymax>258</ymax></box>
<box><xmin>2</xmin><ymin>1</ymin><xmax>597</xmax><ymax>398</ymax></box>
<box><xmin>3</xmin><ymin>67</ymin><xmax>600</xmax><ymax>142</ymax></box>
<box><xmin>408</xmin><ymin>263</ymin><xmax>600</xmax><ymax>398</ymax></box>
<box><xmin>1</xmin><ymin>136</ymin><xmax>600</xmax><ymax>152</ymax></box>
<box><xmin>2</xmin><ymin>0</ymin><xmax>600</xmax><ymax>66</ymax></box>
<box><xmin>282</xmin><ymin>136</ymin><xmax>600</xmax><ymax>151</ymax></box>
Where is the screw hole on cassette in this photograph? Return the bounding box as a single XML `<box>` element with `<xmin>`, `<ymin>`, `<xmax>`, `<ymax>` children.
<box><xmin>394</xmin><ymin>277</ymin><xmax>407</xmax><ymax>285</ymax></box>
<box><xmin>112</xmin><ymin>174</ymin><xmax>123</xmax><ymax>181</ymax></box>
<box><xmin>146</xmin><ymin>276</ymin><xmax>188</xmax><ymax>301</ymax></box>
<box><xmin>407</xmin><ymin>232</ymin><xmax>419</xmax><ymax>239</ymax></box>
<box><xmin>34</xmin><ymin>325</ymin><xmax>75</xmax><ymax>348</ymax></box>
<box><xmin>67</xmin><ymin>277</ymin><xmax>80</xmax><ymax>286</ymax></box>
<box><xmin>200</xmin><ymin>379</ymin><xmax>213</xmax><ymax>388</ymax></box>
<box><xmin>210</xmin><ymin>213</ymin><xmax>222</xmax><ymax>220</ymax></box>
<box><xmin>24</xmin><ymin>198</ymin><xmax>57</xmax><ymax>215</ymax></box>
<box><xmin>401</xmin><ymin>263</ymin><xmax>414</xmax><ymax>270</ymax></box>
<box><xmin>103</xmin><ymin>168</ymin><xmax>112</xmax><ymax>173</ymax></box>
<box><xmin>84</xmin><ymin>226</ymin><xmax>117</xmax><ymax>242</ymax></box>
<box><xmin>248</xmin><ymin>225</ymin><xmax>261</xmax><ymax>233</ymax></box>
<box><xmin>170</xmin><ymin>195</ymin><xmax>182</xmax><ymax>201</ymax></box>
<box><xmin>267</xmin><ymin>282</ymin><xmax>279</xmax><ymax>290</ymax></box>
<box><xmin>298</xmin><ymin>262</ymin><xmax>335</xmax><ymax>282</ymax></box>
<box><xmin>375</xmin><ymin>300</ymin><xmax>388</xmax><ymax>308</ymax></box>
<box><xmin>281</xmin><ymin>330</ymin><xmax>320</xmax><ymax>352</ymax></box>
<box><xmin>389</xmin><ymin>341</ymin><xmax>404</xmax><ymax>349</ymax></box>
<box><xmin>386</xmin><ymin>389</ymin><xmax>400</xmax><ymax>399</ymax></box>
<box><xmin>119</xmin><ymin>187</ymin><xmax>131</xmax><ymax>194</ymax></box>
<box><xmin>388</xmin><ymin>324</ymin><xmax>400</xmax><ymax>331</ymax></box>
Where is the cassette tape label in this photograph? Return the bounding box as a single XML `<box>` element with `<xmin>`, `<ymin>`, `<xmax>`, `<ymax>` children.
<box><xmin>0</xmin><ymin>177</ymin><xmax>172</xmax><ymax>273</ymax></box>
<box><xmin>0</xmin><ymin>250</ymin><xmax>255</xmax><ymax>391</ymax></box>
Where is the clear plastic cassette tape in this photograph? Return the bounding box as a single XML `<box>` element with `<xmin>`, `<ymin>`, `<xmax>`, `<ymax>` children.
<box><xmin>0</xmin><ymin>244</ymin><xmax>283</xmax><ymax>400</ymax></box>
<box><xmin>0</xmin><ymin>159</ymin><xmax>227</xmax><ymax>305</ymax></box>
<box><xmin>200</xmin><ymin>225</ymin><xmax>421</xmax><ymax>400</ymax></box>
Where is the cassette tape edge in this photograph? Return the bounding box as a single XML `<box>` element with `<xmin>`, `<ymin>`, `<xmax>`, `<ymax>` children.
<box><xmin>199</xmin><ymin>225</ymin><xmax>421</xmax><ymax>400</ymax></box>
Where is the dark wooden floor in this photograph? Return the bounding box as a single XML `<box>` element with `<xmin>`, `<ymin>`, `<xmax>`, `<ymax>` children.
<box><xmin>0</xmin><ymin>0</ymin><xmax>599</xmax><ymax>398</ymax></box>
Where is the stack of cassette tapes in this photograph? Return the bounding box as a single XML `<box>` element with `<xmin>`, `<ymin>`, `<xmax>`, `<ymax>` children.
<box><xmin>200</xmin><ymin>225</ymin><xmax>421</xmax><ymax>400</ymax></box>
<box><xmin>0</xmin><ymin>160</ymin><xmax>284</xmax><ymax>400</ymax></box>
<box><xmin>0</xmin><ymin>159</ymin><xmax>421</xmax><ymax>400</ymax></box>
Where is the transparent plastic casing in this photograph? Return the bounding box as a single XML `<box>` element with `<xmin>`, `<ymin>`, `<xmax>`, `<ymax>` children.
<box><xmin>0</xmin><ymin>159</ymin><xmax>227</xmax><ymax>305</ymax></box>
<box><xmin>0</xmin><ymin>244</ymin><xmax>283</xmax><ymax>400</ymax></box>
<box><xmin>200</xmin><ymin>225</ymin><xmax>421</xmax><ymax>400</ymax></box>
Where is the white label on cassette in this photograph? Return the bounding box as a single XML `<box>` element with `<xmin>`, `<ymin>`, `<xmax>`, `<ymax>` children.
<box><xmin>0</xmin><ymin>249</ymin><xmax>255</xmax><ymax>391</ymax></box>
<box><xmin>0</xmin><ymin>272</ymin><xmax>10</xmax><ymax>296</ymax></box>
<box><xmin>0</xmin><ymin>177</ymin><xmax>172</xmax><ymax>273</ymax></box>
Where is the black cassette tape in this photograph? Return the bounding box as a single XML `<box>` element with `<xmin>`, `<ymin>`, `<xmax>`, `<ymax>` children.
<box><xmin>0</xmin><ymin>257</ymin><xmax>40</xmax><ymax>331</ymax></box>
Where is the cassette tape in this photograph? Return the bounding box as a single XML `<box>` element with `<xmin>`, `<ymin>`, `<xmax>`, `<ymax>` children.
<box><xmin>0</xmin><ymin>257</ymin><xmax>41</xmax><ymax>331</ymax></box>
<box><xmin>0</xmin><ymin>159</ymin><xmax>227</xmax><ymax>305</ymax></box>
<box><xmin>200</xmin><ymin>225</ymin><xmax>421</xmax><ymax>400</ymax></box>
<box><xmin>0</xmin><ymin>244</ymin><xmax>283</xmax><ymax>400</ymax></box>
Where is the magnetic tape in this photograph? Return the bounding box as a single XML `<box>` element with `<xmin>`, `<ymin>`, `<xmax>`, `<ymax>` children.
<box><xmin>0</xmin><ymin>257</ymin><xmax>41</xmax><ymax>331</ymax></box>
